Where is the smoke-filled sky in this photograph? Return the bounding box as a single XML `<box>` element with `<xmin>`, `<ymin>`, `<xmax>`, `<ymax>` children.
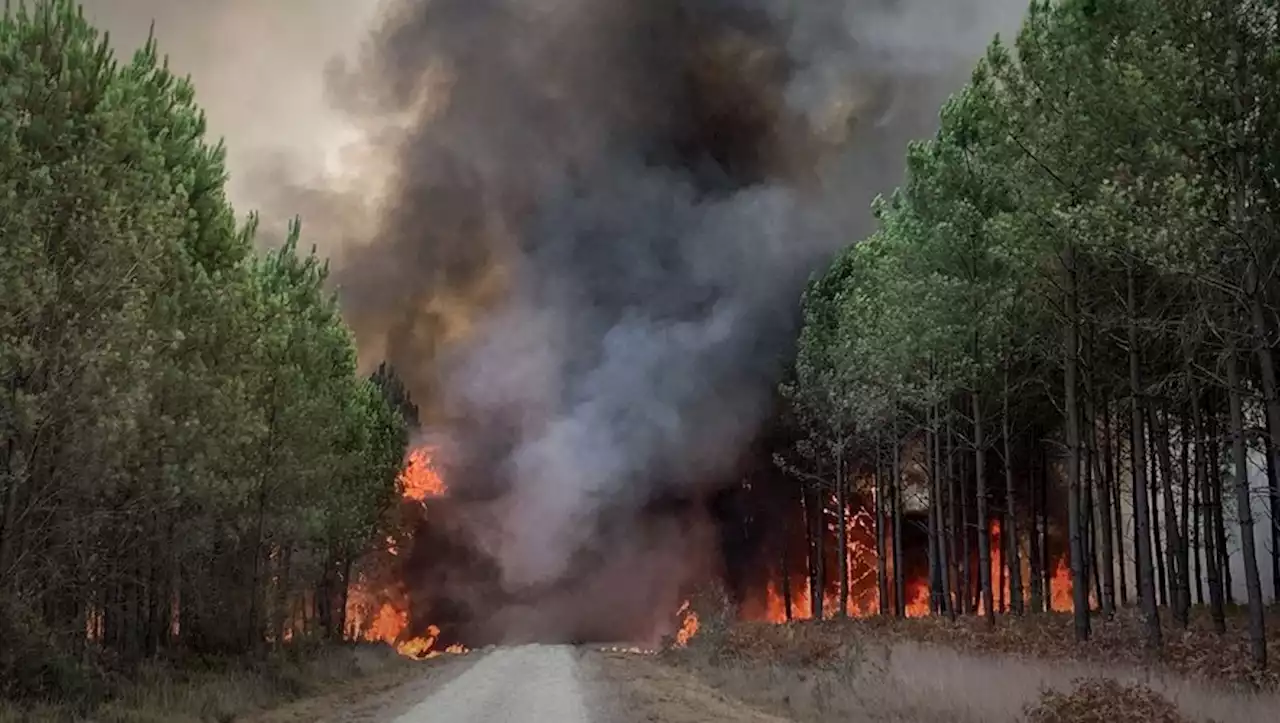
<box><xmin>88</xmin><ymin>0</ymin><xmax>1027</xmax><ymax>640</ymax></box>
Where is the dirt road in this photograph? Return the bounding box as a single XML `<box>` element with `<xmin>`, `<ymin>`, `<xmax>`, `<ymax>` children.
<box><xmin>390</xmin><ymin>646</ymin><xmax>589</xmax><ymax>722</ymax></box>
<box><xmin>255</xmin><ymin>641</ymin><xmax>1280</xmax><ymax>722</ymax></box>
<box><xmin>253</xmin><ymin>645</ymin><xmax>783</xmax><ymax>722</ymax></box>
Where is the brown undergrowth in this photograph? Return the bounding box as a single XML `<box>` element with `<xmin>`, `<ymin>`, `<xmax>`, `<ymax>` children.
<box><xmin>702</xmin><ymin>607</ymin><xmax>1280</xmax><ymax>689</ymax></box>
<box><xmin>662</xmin><ymin>606</ymin><xmax>1280</xmax><ymax>722</ymax></box>
<box><xmin>1024</xmin><ymin>679</ymin><xmax>1193</xmax><ymax>723</ymax></box>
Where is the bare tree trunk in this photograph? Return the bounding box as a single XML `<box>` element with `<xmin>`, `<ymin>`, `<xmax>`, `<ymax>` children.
<box><xmin>781</xmin><ymin>506</ymin><xmax>794</xmax><ymax>622</ymax></box>
<box><xmin>974</xmin><ymin>389</ymin><xmax>994</xmax><ymax>625</ymax></box>
<box><xmin>892</xmin><ymin>420</ymin><xmax>905</xmax><ymax>617</ymax></box>
<box><xmin>1127</xmin><ymin>265</ymin><xmax>1161</xmax><ymax>648</ymax></box>
<box><xmin>876</xmin><ymin>436</ymin><xmax>888</xmax><ymax>616</ymax></box>
<box><xmin>961</xmin><ymin>436</ymin><xmax>972</xmax><ymax>616</ymax></box>
<box><xmin>1227</xmin><ymin>350</ymin><xmax>1268</xmax><ymax>669</ymax></box>
<box><xmin>1178</xmin><ymin>406</ymin><xmax>1193</xmax><ymax>614</ymax></box>
<box><xmin>1065</xmin><ymin>246</ymin><xmax>1088</xmax><ymax>641</ymax></box>
<box><xmin>937</xmin><ymin>406</ymin><xmax>953</xmax><ymax>618</ymax></box>
<box><xmin>1147</xmin><ymin>412</ymin><xmax>1168</xmax><ymax>609</ymax></box>
<box><xmin>837</xmin><ymin>442</ymin><xmax>848</xmax><ymax>619</ymax></box>
<box><xmin>929</xmin><ymin>404</ymin><xmax>946</xmax><ymax>615</ymax></box>
<box><xmin>1264</xmin><ymin>405</ymin><xmax>1280</xmax><ymax>605</ymax></box>
<box><xmin>1155</xmin><ymin>407</ymin><xmax>1188</xmax><ymax>627</ymax></box>
<box><xmin>1099</xmin><ymin>398</ymin><xmax>1117</xmax><ymax>617</ymax></box>
<box><xmin>947</xmin><ymin>414</ymin><xmax>959</xmax><ymax>621</ymax></box>
<box><xmin>1114</xmin><ymin>410</ymin><xmax>1130</xmax><ymax>608</ymax></box>
<box><xmin>1004</xmin><ymin>361</ymin><xmax>1023</xmax><ymax>616</ymax></box>
<box><xmin>1205</xmin><ymin>392</ymin><xmax>1229</xmax><ymax>631</ymax></box>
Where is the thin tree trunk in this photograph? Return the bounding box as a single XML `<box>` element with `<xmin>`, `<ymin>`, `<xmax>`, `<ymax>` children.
<box><xmin>1114</xmin><ymin>409</ymin><xmax>1130</xmax><ymax>608</ymax></box>
<box><xmin>1264</xmin><ymin>405</ymin><xmax>1280</xmax><ymax>605</ymax></box>
<box><xmin>961</xmin><ymin>437</ymin><xmax>972</xmax><ymax>616</ymax></box>
<box><xmin>1178</xmin><ymin>407</ymin><xmax>1193</xmax><ymax>620</ymax></box>
<box><xmin>1029</xmin><ymin>447</ymin><xmax>1044</xmax><ymax>614</ymax></box>
<box><xmin>1099</xmin><ymin>398</ymin><xmax>1117</xmax><ymax>617</ymax></box>
<box><xmin>1148</xmin><ymin>412</ymin><xmax>1168</xmax><ymax>608</ymax></box>
<box><xmin>931</xmin><ymin>404</ymin><xmax>942</xmax><ymax>611</ymax></box>
<box><xmin>837</xmin><ymin>442</ymin><xmax>848</xmax><ymax>619</ymax></box>
<box><xmin>1227</xmin><ymin>350</ymin><xmax>1268</xmax><ymax>670</ymax></box>
<box><xmin>1004</xmin><ymin>360</ymin><xmax>1023</xmax><ymax>616</ymax></box>
<box><xmin>1127</xmin><ymin>265</ymin><xmax>1161</xmax><ymax>648</ymax></box>
<box><xmin>1065</xmin><ymin>246</ymin><xmax>1088</xmax><ymax>641</ymax></box>
<box><xmin>876</xmin><ymin>436</ymin><xmax>888</xmax><ymax>616</ymax></box>
<box><xmin>1155</xmin><ymin>407</ymin><xmax>1188</xmax><ymax>627</ymax></box>
<box><xmin>974</xmin><ymin>389</ymin><xmax>994</xmax><ymax>625</ymax></box>
<box><xmin>1204</xmin><ymin>390</ymin><xmax>1228</xmax><ymax>632</ymax></box>
<box><xmin>892</xmin><ymin>421</ymin><xmax>905</xmax><ymax>618</ymax></box>
<box><xmin>782</xmin><ymin>508</ymin><xmax>794</xmax><ymax>622</ymax></box>
<box><xmin>1039</xmin><ymin>441</ymin><xmax>1051</xmax><ymax>612</ymax></box>
<box><xmin>1193</xmin><ymin>419</ymin><xmax>1205</xmax><ymax>608</ymax></box>
<box><xmin>947</xmin><ymin>414</ymin><xmax>959</xmax><ymax>621</ymax></box>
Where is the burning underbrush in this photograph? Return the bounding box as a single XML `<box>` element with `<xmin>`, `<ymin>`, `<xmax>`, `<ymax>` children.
<box><xmin>344</xmin><ymin>447</ymin><xmax>471</xmax><ymax>660</ymax></box>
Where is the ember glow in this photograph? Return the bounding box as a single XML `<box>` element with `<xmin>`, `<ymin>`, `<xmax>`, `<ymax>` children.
<box><xmin>674</xmin><ymin>600</ymin><xmax>699</xmax><ymax>647</ymax></box>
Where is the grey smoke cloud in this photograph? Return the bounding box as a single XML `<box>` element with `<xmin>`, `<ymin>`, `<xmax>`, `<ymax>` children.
<box><xmin>87</xmin><ymin>0</ymin><xmax>1026</xmax><ymax>637</ymax></box>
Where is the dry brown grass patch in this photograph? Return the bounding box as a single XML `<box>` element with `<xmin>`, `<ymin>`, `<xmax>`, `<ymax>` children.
<box><xmin>1024</xmin><ymin>678</ymin><xmax>1191</xmax><ymax>723</ymax></box>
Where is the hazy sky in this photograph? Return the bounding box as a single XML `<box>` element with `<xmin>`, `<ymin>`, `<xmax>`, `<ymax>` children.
<box><xmin>85</xmin><ymin>1</ymin><xmax>383</xmax><ymax>207</ymax></box>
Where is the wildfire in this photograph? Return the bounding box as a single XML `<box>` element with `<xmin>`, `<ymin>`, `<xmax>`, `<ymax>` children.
<box><xmin>345</xmin><ymin>446</ymin><xmax>468</xmax><ymax>659</ymax></box>
<box><xmin>741</xmin><ymin>494</ymin><xmax>1080</xmax><ymax>626</ymax></box>
<box><xmin>400</xmin><ymin>447</ymin><xmax>447</xmax><ymax>501</ymax></box>
<box><xmin>674</xmin><ymin>600</ymin><xmax>700</xmax><ymax>647</ymax></box>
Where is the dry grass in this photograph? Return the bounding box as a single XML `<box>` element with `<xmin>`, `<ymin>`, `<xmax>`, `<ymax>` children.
<box><xmin>667</xmin><ymin>611</ymin><xmax>1280</xmax><ymax>723</ymax></box>
<box><xmin>700</xmin><ymin>607</ymin><xmax>1280</xmax><ymax>689</ymax></box>
<box><xmin>1024</xmin><ymin>679</ymin><xmax>1192</xmax><ymax>723</ymax></box>
<box><xmin>0</xmin><ymin>644</ymin><xmax>413</xmax><ymax>723</ymax></box>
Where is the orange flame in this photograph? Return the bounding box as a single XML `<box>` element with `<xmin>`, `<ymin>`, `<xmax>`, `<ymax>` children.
<box><xmin>741</xmin><ymin>490</ymin><xmax>1080</xmax><ymax>625</ymax></box>
<box><xmin>674</xmin><ymin>600</ymin><xmax>700</xmax><ymax>646</ymax></box>
<box><xmin>345</xmin><ymin>446</ymin><xmax>468</xmax><ymax>659</ymax></box>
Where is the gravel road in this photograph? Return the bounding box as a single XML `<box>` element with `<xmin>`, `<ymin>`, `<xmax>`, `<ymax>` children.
<box><xmin>390</xmin><ymin>645</ymin><xmax>591</xmax><ymax>723</ymax></box>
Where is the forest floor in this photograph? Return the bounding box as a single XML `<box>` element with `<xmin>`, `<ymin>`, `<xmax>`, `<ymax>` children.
<box><xmin>663</xmin><ymin>608</ymin><xmax>1280</xmax><ymax>722</ymax></box>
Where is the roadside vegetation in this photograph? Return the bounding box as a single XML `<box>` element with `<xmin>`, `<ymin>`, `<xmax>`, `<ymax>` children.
<box><xmin>0</xmin><ymin>1</ymin><xmax>417</xmax><ymax>718</ymax></box>
<box><xmin>780</xmin><ymin>0</ymin><xmax>1280</xmax><ymax>678</ymax></box>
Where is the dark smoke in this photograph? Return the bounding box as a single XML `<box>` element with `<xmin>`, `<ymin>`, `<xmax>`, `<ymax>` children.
<box><xmin>324</xmin><ymin>0</ymin><xmax>1023</xmax><ymax>642</ymax></box>
<box><xmin>88</xmin><ymin>0</ymin><xmax>1025</xmax><ymax>644</ymax></box>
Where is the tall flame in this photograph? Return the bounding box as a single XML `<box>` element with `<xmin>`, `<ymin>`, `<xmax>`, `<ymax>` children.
<box><xmin>345</xmin><ymin>446</ymin><xmax>467</xmax><ymax>658</ymax></box>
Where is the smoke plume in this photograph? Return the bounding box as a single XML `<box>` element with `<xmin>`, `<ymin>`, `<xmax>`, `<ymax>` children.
<box><xmin>90</xmin><ymin>0</ymin><xmax>1025</xmax><ymax>642</ymax></box>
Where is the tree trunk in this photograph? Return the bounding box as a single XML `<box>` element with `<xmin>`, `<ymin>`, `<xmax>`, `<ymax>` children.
<box><xmin>1154</xmin><ymin>407</ymin><xmax>1188</xmax><ymax>627</ymax></box>
<box><xmin>961</xmin><ymin>438</ymin><xmax>972</xmax><ymax>616</ymax></box>
<box><xmin>1227</xmin><ymin>350</ymin><xmax>1268</xmax><ymax>670</ymax></box>
<box><xmin>1147</xmin><ymin>413</ymin><xmax>1168</xmax><ymax>609</ymax></box>
<box><xmin>974</xmin><ymin>389</ymin><xmax>994</xmax><ymax>625</ymax></box>
<box><xmin>1127</xmin><ymin>265</ymin><xmax>1161</xmax><ymax>648</ymax></box>
<box><xmin>1004</xmin><ymin>362</ymin><xmax>1023</xmax><ymax>616</ymax></box>
<box><xmin>1264</xmin><ymin>405</ymin><xmax>1280</xmax><ymax>605</ymax></box>
<box><xmin>1065</xmin><ymin>245</ymin><xmax>1088</xmax><ymax>641</ymax></box>
<box><xmin>892</xmin><ymin>421</ymin><xmax>905</xmax><ymax>618</ymax></box>
<box><xmin>1099</xmin><ymin>399</ymin><xmax>1117</xmax><ymax>617</ymax></box>
<box><xmin>1178</xmin><ymin>406</ymin><xmax>1193</xmax><ymax>616</ymax></box>
<box><xmin>946</xmin><ymin>414</ymin><xmax>959</xmax><ymax>621</ymax></box>
<box><xmin>930</xmin><ymin>404</ymin><xmax>947</xmax><ymax>616</ymax></box>
<box><xmin>837</xmin><ymin>442</ymin><xmax>848</xmax><ymax>619</ymax></box>
<box><xmin>781</xmin><ymin>505</ymin><xmax>794</xmax><ymax>622</ymax></box>
<box><xmin>1114</xmin><ymin>409</ymin><xmax>1129</xmax><ymax>609</ymax></box>
<box><xmin>1208</xmin><ymin>389</ymin><xmax>1228</xmax><ymax>632</ymax></box>
<box><xmin>876</xmin><ymin>436</ymin><xmax>888</xmax><ymax>616</ymax></box>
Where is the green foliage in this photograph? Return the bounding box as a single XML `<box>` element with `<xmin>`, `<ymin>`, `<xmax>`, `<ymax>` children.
<box><xmin>0</xmin><ymin>0</ymin><xmax>410</xmax><ymax>698</ymax></box>
<box><xmin>786</xmin><ymin>0</ymin><xmax>1280</xmax><ymax>654</ymax></box>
